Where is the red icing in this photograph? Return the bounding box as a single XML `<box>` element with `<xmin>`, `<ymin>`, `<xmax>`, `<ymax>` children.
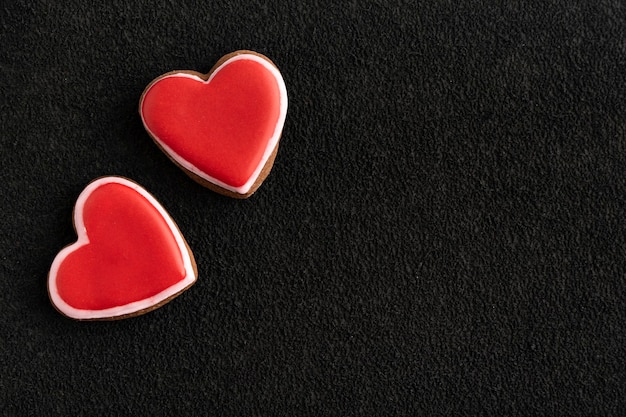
<box><xmin>55</xmin><ymin>182</ymin><xmax>186</xmax><ymax>310</ymax></box>
<box><xmin>141</xmin><ymin>57</ymin><xmax>283</xmax><ymax>188</ymax></box>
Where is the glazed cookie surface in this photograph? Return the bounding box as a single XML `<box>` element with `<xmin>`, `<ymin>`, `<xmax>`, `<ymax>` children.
<box><xmin>48</xmin><ymin>176</ymin><xmax>197</xmax><ymax>320</ymax></box>
<box><xmin>139</xmin><ymin>50</ymin><xmax>288</xmax><ymax>198</ymax></box>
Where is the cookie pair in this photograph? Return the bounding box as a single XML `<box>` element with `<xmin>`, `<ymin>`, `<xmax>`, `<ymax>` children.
<box><xmin>48</xmin><ymin>51</ymin><xmax>288</xmax><ymax>320</ymax></box>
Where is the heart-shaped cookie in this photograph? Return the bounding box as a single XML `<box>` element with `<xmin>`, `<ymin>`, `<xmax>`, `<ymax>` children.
<box><xmin>139</xmin><ymin>50</ymin><xmax>288</xmax><ymax>198</ymax></box>
<box><xmin>48</xmin><ymin>177</ymin><xmax>197</xmax><ymax>320</ymax></box>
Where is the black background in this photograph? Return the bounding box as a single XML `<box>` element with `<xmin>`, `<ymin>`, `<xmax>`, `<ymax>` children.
<box><xmin>1</xmin><ymin>1</ymin><xmax>625</xmax><ymax>415</ymax></box>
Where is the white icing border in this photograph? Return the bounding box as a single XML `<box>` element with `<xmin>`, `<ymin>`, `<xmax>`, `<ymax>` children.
<box><xmin>140</xmin><ymin>53</ymin><xmax>288</xmax><ymax>195</ymax></box>
<box><xmin>48</xmin><ymin>177</ymin><xmax>197</xmax><ymax>320</ymax></box>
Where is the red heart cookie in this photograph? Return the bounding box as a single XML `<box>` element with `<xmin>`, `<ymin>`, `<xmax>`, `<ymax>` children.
<box><xmin>48</xmin><ymin>177</ymin><xmax>197</xmax><ymax>320</ymax></box>
<box><xmin>139</xmin><ymin>50</ymin><xmax>288</xmax><ymax>198</ymax></box>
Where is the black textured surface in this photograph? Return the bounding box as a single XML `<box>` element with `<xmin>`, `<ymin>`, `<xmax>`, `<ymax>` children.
<box><xmin>1</xmin><ymin>1</ymin><xmax>625</xmax><ymax>415</ymax></box>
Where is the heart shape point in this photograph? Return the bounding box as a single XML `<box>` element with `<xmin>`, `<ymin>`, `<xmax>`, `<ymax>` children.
<box><xmin>48</xmin><ymin>177</ymin><xmax>197</xmax><ymax>320</ymax></box>
<box><xmin>139</xmin><ymin>51</ymin><xmax>288</xmax><ymax>197</ymax></box>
